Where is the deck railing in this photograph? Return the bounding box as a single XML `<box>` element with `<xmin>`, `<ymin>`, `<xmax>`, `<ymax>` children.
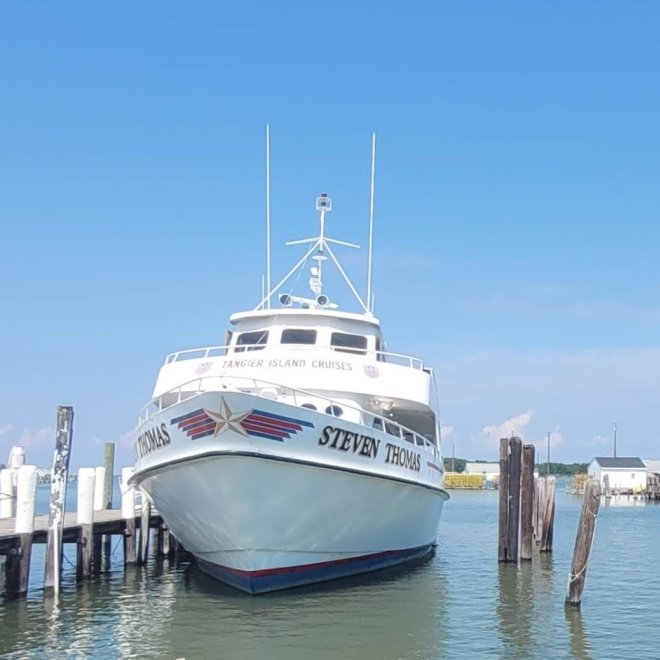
<box><xmin>164</xmin><ymin>344</ymin><xmax>426</xmax><ymax>370</ymax></box>
<box><xmin>138</xmin><ymin>375</ymin><xmax>440</xmax><ymax>461</ymax></box>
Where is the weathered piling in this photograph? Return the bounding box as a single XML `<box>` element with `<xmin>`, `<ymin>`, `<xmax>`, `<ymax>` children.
<box><xmin>541</xmin><ymin>476</ymin><xmax>556</xmax><ymax>553</ymax></box>
<box><xmin>76</xmin><ymin>468</ymin><xmax>95</xmax><ymax>579</ymax></box>
<box><xmin>498</xmin><ymin>438</ymin><xmax>509</xmax><ymax>562</ymax></box>
<box><xmin>121</xmin><ymin>467</ymin><xmax>137</xmax><ymax>564</ymax></box>
<box><xmin>138</xmin><ymin>500</ymin><xmax>151</xmax><ymax>565</ymax></box>
<box><xmin>102</xmin><ymin>444</ymin><xmax>115</xmax><ymax>568</ymax></box>
<box><xmin>520</xmin><ymin>444</ymin><xmax>535</xmax><ymax>560</ymax></box>
<box><xmin>534</xmin><ymin>477</ymin><xmax>546</xmax><ymax>546</ymax></box>
<box><xmin>0</xmin><ymin>469</ymin><xmax>14</xmax><ymax>519</ymax></box>
<box><xmin>6</xmin><ymin>465</ymin><xmax>37</xmax><ymax>597</ymax></box>
<box><xmin>566</xmin><ymin>479</ymin><xmax>601</xmax><ymax>606</ymax></box>
<box><xmin>506</xmin><ymin>437</ymin><xmax>522</xmax><ymax>562</ymax></box>
<box><xmin>44</xmin><ymin>406</ymin><xmax>74</xmax><ymax>593</ymax></box>
<box><xmin>103</xmin><ymin>444</ymin><xmax>115</xmax><ymax>509</ymax></box>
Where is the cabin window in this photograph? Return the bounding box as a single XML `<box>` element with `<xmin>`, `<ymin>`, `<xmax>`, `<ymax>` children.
<box><xmin>373</xmin><ymin>417</ymin><xmax>384</xmax><ymax>431</ymax></box>
<box><xmin>325</xmin><ymin>405</ymin><xmax>343</xmax><ymax>417</ymax></box>
<box><xmin>330</xmin><ymin>332</ymin><xmax>368</xmax><ymax>355</ymax></box>
<box><xmin>376</xmin><ymin>337</ymin><xmax>385</xmax><ymax>362</ymax></box>
<box><xmin>281</xmin><ymin>329</ymin><xmax>317</xmax><ymax>345</ymax></box>
<box><xmin>235</xmin><ymin>330</ymin><xmax>269</xmax><ymax>352</ymax></box>
<box><xmin>302</xmin><ymin>403</ymin><xmax>317</xmax><ymax>411</ymax></box>
<box><xmin>385</xmin><ymin>422</ymin><xmax>401</xmax><ymax>437</ymax></box>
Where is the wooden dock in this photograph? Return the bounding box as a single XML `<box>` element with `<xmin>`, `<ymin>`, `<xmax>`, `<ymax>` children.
<box><xmin>0</xmin><ymin>508</ymin><xmax>161</xmax><ymax>554</ymax></box>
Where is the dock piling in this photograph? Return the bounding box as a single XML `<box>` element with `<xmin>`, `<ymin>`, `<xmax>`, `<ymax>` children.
<box><xmin>566</xmin><ymin>479</ymin><xmax>601</xmax><ymax>606</ymax></box>
<box><xmin>76</xmin><ymin>468</ymin><xmax>96</xmax><ymax>579</ymax></box>
<box><xmin>0</xmin><ymin>469</ymin><xmax>14</xmax><ymax>519</ymax></box>
<box><xmin>498</xmin><ymin>438</ymin><xmax>509</xmax><ymax>562</ymax></box>
<box><xmin>121</xmin><ymin>467</ymin><xmax>137</xmax><ymax>564</ymax></box>
<box><xmin>138</xmin><ymin>500</ymin><xmax>151</xmax><ymax>565</ymax></box>
<box><xmin>507</xmin><ymin>437</ymin><xmax>522</xmax><ymax>562</ymax></box>
<box><xmin>541</xmin><ymin>476</ymin><xmax>556</xmax><ymax>553</ymax></box>
<box><xmin>44</xmin><ymin>406</ymin><xmax>74</xmax><ymax>593</ymax></box>
<box><xmin>520</xmin><ymin>444</ymin><xmax>535</xmax><ymax>560</ymax></box>
<box><xmin>6</xmin><ymin>465</ymin><xmax>37</xmax><ymax>596</ymax></box>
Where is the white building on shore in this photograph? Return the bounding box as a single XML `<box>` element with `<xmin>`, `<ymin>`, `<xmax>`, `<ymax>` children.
<box><xmin>588</xmin><ymin>457</ymin><xmax>647</xmax><ymax>493</ymax></box>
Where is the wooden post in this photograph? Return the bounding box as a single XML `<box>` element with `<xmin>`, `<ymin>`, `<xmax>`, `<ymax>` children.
<box><xmin>44</xmin><ymin>406</ymin><xmax>74</xmax><ymax>592</ymax></box>
<box><xmin>121</xmin><ymin>467</ymin><xmax>137</xmax><ymax>564</ymax></box>
<box><xmin>603</xmin><ymin>474</ymin><xmax>611</xmax><ymax>498</ymax></box>
<box><xmin>138</xmin><ymin>500</ymin><xmax>151</xmax><ymax>565</ymax></box>
<box><xmin>103</xmin><ymin>444</ymin><xmax>115</xmax><ymax>509</ymax></box>
<box><xmin>76</xmin><ymin>468</ymin><xmax>95</xmax><ymax>580</ymax></box>
<box><xmin>0</xmin><ymin>468</ymin><xmax>14</xmax><ymax>519</ymax></box>
<box><xmin>102</xmin><ymin>444</ymin><xmax>115</xmax><ymax>568</ymax></box>
<box><xmin>498</xmin><ymin>438</ymin><xmax>509</xmax><ymax>562</ymax></box>
<box><xmin>566</xmin><ymin>479</ymin><xmax>601</xmax><ymax>605</ymax></box>
<box><xmin>535</xmin><ymin>477</ymin><xmax>546</xmax><ymax>546</ymax></box>
<box><xmin>541</xmin><ymin>476</ymin><xmax>556</xmax><ymax>552</ymax></box>
<box><xmin>507</xmin><ymin>436</ymin><xmax>522</xmax><ymax>562</ymax></box>
<box><xmin>5</xmin><ymin>465</ymin><xmax>38</xmax><ymax>597</ymax></box>
<box><xmin>161</xmin><ymin>527</ymin><xmax>171</xmax><ymax>557</ymax></box>
<box><xmin>520</xmin><ymin>444</ymin><xmax>535</xmax><ymax>560</ymax></box>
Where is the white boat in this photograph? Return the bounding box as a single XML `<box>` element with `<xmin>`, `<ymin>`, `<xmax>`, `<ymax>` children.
<box><xmin>131</xmin><ymin>143</ymin><xmax>449</xmax><ymax>593</ymax></box>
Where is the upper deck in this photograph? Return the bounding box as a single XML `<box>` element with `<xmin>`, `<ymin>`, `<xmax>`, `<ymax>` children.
<box><xmin>151</xmin><ymin>307</ymin><xmax>434</xmax><ymax>412</ymax></box>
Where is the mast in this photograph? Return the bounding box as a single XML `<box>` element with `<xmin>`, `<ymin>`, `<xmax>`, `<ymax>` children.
<box><xmin>265</xmin><ymin>124</ymin><xmax>272</xmax><ymax>309</ymax></box>
<box><xmin>366</xmin><ymin>133</ymin><xmax>376</xmax><ymax>313</ymax></box>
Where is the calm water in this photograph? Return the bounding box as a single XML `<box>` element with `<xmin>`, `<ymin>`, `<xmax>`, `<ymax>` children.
<box><xmin>1</xmin><ymin>485</ymin><xmax>659</xmax><ymax>658</ymax></box>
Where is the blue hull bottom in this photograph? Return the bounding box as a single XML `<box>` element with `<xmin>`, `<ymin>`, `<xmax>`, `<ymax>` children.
<box><xmin>195</xmin><ymin>543</ymin><xmax>435</xmax><ymax>594</ymax></box>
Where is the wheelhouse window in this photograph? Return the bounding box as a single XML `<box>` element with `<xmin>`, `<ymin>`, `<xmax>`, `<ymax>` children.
<box><xmin>331</xmin><ymin>332</ymin><xmax>367</xmax><ymax>355</ymax></box>
<box><xmin>235</xmin><ymin>330</ymin><xmax>269</xmax><ymax>352</ymax></box>
<box><xmin>281</xmin><ymin>329</ymin><xmax>317</xmax><ymax>345</ymax></box>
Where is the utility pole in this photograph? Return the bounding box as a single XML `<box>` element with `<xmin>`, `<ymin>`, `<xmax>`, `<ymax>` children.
<box><xmin>613</xmin><ymin>422</ymin><xmax>617</xmax><ymax>458</ymax></box>
<box><xmin>547</xmin><ymin>431</ymin><xmax>551</xmax><ymax>477</ymax></box>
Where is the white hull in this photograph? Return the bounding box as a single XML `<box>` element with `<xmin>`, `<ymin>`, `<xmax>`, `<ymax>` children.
<box><xmin>132</xmin><ymin>391</ymin><xmax>448</xmax><ymax>593</ymax></box>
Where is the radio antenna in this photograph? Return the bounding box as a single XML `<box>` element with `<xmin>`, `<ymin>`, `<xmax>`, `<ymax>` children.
<box><xmin>366</xmin><ymin>133</ymin><xmax>376</xmax><ymax>313</ymax></box>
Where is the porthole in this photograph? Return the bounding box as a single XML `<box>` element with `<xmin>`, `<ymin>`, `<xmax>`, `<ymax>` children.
<box><xmin>325</xmin><ymin>405</ymin><xmax>343</xmax><ymax>417</ymax></box>
<box><xmin>301</xmin><ymin>403</ymin><xmax>317</xmax><ymax>411</ymax></box>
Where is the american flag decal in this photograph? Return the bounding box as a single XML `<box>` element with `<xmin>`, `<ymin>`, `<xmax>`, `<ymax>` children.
<box><xmin>171</xmin><ymin>405</ymin><xmax>314</xmax><ymax>443</ymax></box>
<box><xmin>171</xmin><ymin>408</ymin><xmax>216</xmax><ymax>441</ymax></box>
<box><xmin>364</xmin><ymin>365</ymin><xmax>379</xmax><ymax>378</ymax></box>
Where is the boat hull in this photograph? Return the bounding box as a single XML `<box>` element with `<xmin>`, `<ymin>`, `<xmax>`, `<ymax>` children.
<box><xmin>132</xmin><ymin>392</ymin><xmax>447</xmax><ymax>594</ymax></box>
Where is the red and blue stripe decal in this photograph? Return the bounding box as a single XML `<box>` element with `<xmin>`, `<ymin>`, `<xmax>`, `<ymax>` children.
<box><xmin>171</xmin><ymin>409</ymin><xmax>216</xmax><ymax>440</ymax></box>
<box><xmin>241</xmin><ymin>409</ymin><xmax>314</xmax><ymax>442</ymax></box>
<box><xmin>170</xmin><ymin>408</ymin><xmax>314</xmax><ymax>442</ymax></box>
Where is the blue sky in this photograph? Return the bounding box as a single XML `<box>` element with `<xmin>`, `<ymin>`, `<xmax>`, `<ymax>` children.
<box><xmin>1</xmin><ymin>2</ymin><xmax>659</xmax><ymax>469</ymax></box>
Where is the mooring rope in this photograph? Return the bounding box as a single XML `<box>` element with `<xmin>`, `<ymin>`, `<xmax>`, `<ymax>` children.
<box><xmin>566</xmin><ymin>508</ymin><xmax>599</xmax><ymax>587</ymax></box>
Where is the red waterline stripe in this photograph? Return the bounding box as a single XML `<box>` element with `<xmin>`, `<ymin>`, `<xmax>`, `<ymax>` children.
<box><xmin>207</xmin><ymin>545</ymin><xmax>427</xmax><ymax>579</ymax></box>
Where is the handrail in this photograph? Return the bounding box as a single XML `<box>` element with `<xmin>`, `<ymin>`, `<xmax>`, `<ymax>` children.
<box><xmin>164</xmin><ymin>344</ymin><xmax>426</xmax><ymax>370</ymax></box>
<box><xmin>138</xmin><ymin>374</ymin><xmax>440</xmax><ymax>460</ymax></box>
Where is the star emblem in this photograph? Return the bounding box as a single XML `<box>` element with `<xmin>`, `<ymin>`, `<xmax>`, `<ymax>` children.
<box><xmin>204</xmin><ymin>398</ymin><xmax>251</xmax><ymax>437</ymax></box>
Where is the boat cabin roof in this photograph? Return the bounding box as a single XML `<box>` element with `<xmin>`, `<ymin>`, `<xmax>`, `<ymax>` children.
<box><xmin>230</xmin><ymin>308</ymin><xmax>381</xmax><ymax>328</ymax></box>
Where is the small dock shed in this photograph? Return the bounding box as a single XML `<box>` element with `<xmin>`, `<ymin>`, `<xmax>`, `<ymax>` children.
<box><xmin>588</xmin><ymin>457</ymin><xmax>647</xmax><ymax>493</ymax></box>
